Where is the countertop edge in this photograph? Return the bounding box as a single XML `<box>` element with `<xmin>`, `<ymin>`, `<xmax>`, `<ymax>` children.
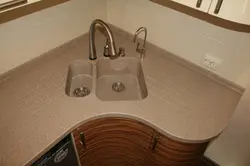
<box><xmin>26</xmin><ymin>113</ymin><xmax>218</xmax><ymax>166</ymax></box>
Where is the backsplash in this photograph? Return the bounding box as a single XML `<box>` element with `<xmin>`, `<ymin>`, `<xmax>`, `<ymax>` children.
<box><xmin>0</xmin><ymin>0</ymin><xmax>106</xmax><ymax>75</ymax></box>
<box><xmin>107</xmin><ymin>0</ymin><xmax>250</xmax><ymax>87</ymax></box>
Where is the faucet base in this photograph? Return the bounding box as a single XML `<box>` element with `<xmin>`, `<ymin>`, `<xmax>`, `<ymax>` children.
<box><xmin>89</xmin><ymin>57</ymin><xmax>97</xmax><ymax>60</ymax></box>
<box><xmin>103</xmin><ymin>54</ymin><xmax>110</xmax><ymax>57</ymax></box>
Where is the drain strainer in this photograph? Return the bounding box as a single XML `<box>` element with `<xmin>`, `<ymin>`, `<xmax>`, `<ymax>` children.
<box><xmin>73</xmin><ymin>86</ymin><xmax>90</xmax><ymax>97</ymax></box>
<box><xmin>112</xmin><ymin>82</ymin><xmax>125</xmax><ymax>92</ymax></box>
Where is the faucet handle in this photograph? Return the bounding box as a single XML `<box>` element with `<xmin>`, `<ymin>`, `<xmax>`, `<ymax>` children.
<box><xmin>136</xmin><ymin>43</ymin><xmax>142</xmax><ymax>51</ymax></box>
<box><xmin>103</xmin><ymin>44</ymin><xmax>109</xmax><ymax>57</ymax></box>
<box><xmin>118</xmin><ymin>47</ymin><xmax>126</xmax><ymax>57</ymax></box>
<box><xmin>136</xmin><ymin>43</ymin><xmax>145</xmax><ymax>53</ymax></box>
<box><xmin>103</xmin><ymin>39</ymin><xmax>110</xmax><ymax>57</ymax></box>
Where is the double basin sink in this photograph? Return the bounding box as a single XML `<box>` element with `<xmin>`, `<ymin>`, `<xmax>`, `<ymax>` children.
<box><xmin>65</xmin><ymin>57</ymin><xmax>148</xmax><ymax>101</ymax></box>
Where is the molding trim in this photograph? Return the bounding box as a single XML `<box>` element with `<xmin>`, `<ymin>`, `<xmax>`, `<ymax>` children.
<box><xmin>150</xmin><ymin>0</ymin><xmax>250</xmax><ymax>32</ymax></box>
<box><xmin>0</xmin><ymin>0</ymin><xmax>70</xmax><ymax>24</ymax></box>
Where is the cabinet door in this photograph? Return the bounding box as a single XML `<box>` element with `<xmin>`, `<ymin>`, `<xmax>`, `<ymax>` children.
<box><xmin>209</xmin><ymin>0</ymin><xmax>250</xmax><ymax>25</ymax></box>
<box><xmin>171</xmin><ymin>0</ymin><xmax>212</xmax><ymax>12</ymax></box>
<box><xmin>147</xmin><ymin>133</ymin><xmax>209</xmax><ymax>166</ymax></box>
<box><xmin>73</xmin><ymin>118</ymin><xmax>154</xmax><ymax>166</ymax></box>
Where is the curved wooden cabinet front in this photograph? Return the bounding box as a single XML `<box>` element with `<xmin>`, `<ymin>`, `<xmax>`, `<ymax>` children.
<box><xmin>73</xmin><ymin>118</ymin><xmax>154</xmax><ymax>166</ymax></box>
<box><xmin>147</xmin><ymin>133</ymin><xmax>209</xmax><ymax>166</ymax></box>
<box><xmin>72</xmin><ymin>117</ymin><xmax>209</xmax><ymax>166</ymax></box>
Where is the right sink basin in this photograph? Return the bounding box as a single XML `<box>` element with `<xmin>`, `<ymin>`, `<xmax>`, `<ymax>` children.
<box><xmin>96</xmin><ymin>57</ymin><xmax>148</xmax><ymax>101</ymax></box>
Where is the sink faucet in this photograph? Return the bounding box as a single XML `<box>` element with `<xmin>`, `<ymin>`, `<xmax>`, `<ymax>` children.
<box><xmin>89</xmin><ymin>19</ymin><xmax>117</xmax><ymax>60</ymax></box>
<box><xmin>133</xmin><ymin>27</ymin><xmax>147</xmax><ymax>58</ymax></box>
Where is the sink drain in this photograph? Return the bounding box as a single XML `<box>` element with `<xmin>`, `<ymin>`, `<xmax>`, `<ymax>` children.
<box><xmin>112</xmin><ymin>82</ymin><xmax>125</xmax><ymax>92</ymax></box>
<box><xmin>73</xmin><ymin>86</ymin><xmax>90</xmax><ymax>97</ymax></box>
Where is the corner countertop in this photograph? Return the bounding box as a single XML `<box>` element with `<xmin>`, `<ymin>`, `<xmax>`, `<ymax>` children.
<box><xmin>0</xmin><ymin>26</ymin><xmax>244</xmax><ymax>166</ymax></box>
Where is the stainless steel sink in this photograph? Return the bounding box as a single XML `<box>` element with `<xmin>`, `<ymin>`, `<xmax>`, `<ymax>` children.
<box><xmin>65</xmin><ymin>61</ymin><xmax>93</xmax><ymax>97</ymax></box>
<box><xmin>96</xmin><ymin>57</ymin><xmax>148</xmax><ymax>101</ymax></box>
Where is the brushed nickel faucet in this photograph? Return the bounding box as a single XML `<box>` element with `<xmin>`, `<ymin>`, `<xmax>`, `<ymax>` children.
<box><xmin>89</xmin><ymin>19</ymin><xmax>117</xmax><ymax>60</ymax></box>
<box><xmin>133</xmin><ymin>27</ymin><xmax>147</xmax><ymax>58</ymax></box>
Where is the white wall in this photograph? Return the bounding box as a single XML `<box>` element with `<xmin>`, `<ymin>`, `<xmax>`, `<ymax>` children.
<box><xmin>206</xmin><ymin>79</ymin><xmax>250</xmax><ymax>166</ymax></box>
<box><xmin>107</xmin><ymin>1</ymin><xmax>250</xmax><ymax>166</ymax></box>
<box><xmin>0</xmin><ymin>0</ymin><xmax>107</xmax><ymax>74</ymax></box>
<box><xmin>107</xmin><ymin>0</ymin><xmax>250</xmax><ymax>88</ymax></box>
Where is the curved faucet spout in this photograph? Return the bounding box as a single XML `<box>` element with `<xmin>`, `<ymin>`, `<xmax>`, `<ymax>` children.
<box><xmin>133</xmin><ymin>27</ymin><xmax>147</xmax><ymax>58</ymax></box>
<box><xmin>89</xmin><ymin>19</ymin><xmax>117</xmax><ymax>60</ymax></box>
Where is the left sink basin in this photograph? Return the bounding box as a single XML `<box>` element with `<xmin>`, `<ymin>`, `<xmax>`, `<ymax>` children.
<box><xmin>65</xmin><ymin>60</ymin><xmax>93</xmax><ymax>97</ymax></box>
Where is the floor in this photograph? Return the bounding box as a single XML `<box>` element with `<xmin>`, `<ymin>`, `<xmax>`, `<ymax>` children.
<box><xmin>193</xmin><ymin>156</ymin><xmax>219</xmax><ymax>166</ymax></box>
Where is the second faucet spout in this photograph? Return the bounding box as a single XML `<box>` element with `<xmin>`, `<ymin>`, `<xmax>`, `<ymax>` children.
<box><xmin>89</xmin><ymin>19</ymin><xmax>117</xmax><ymax>60</ymax></box>
<box><xmin>133</xmin><ymin>27</ymin><xmax>147</xmax><ymax>58</ymax></box>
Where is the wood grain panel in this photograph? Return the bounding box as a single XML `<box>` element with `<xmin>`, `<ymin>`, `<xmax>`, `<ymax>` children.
<box><xmin>146</xmin><ymin>133</ymin><xmax>209</xmax><ymax>166</ymax></box>
<box><xmin>73</xmin><ymin>118</ymin><xmax>155</xmax><ymax>166</ymax></box>
<box><xmin>73</xmin><ymin>117</ymin><xmax>210</xmax><ymax>166</ymax></box>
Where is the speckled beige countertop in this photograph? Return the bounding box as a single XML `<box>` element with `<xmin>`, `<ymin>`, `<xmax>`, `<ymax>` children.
<box><xmin>0</xmin><ymin>26</ymin><xmax>244</xmax><ymax>166</ymax></box>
